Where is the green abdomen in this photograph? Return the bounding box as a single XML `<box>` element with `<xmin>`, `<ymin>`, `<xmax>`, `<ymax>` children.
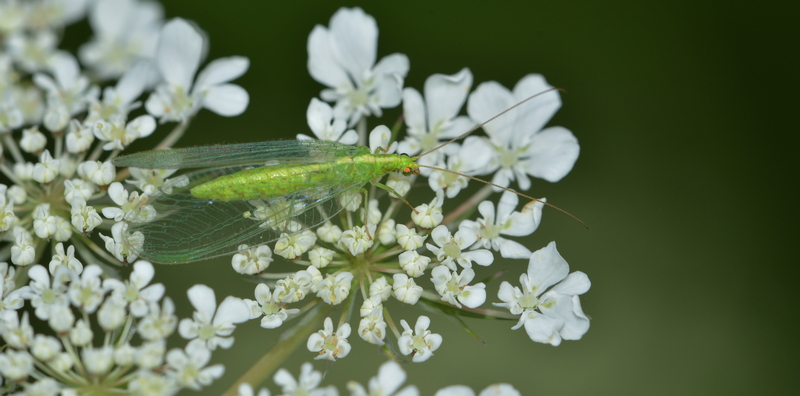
<box><xmin>190</xmin><ymin>160</ymin><xmax>364</xmax><ymax>201</ymax></box>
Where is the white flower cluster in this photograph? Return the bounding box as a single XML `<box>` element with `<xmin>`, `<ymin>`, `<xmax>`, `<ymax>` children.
<box><xmin>209</xmin><ymin>7</ymin><xmax>591</xmax><ymax>365</ymax></box>
<box><xmin>235</xmin><ymin>360</ymin><xmax>523</xmax><ymax>396</ymax></box>
<box><xmin>0</xmin><ymin>260</ymin><xmax>252</xmax><ymax>394</ymax></box>
<box><xmin>0</xmin><ymin>0</ymin><xmax>249</xmax><ymax>270</ymax></box>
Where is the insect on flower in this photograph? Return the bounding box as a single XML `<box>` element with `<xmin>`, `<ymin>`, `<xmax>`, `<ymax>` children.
<box><xmin>113</xmin><ymin>88</ymin><xmax>584</xmax><ymax>264</ymax></box>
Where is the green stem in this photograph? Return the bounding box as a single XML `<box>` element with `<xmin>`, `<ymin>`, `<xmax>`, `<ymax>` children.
<box><xmin>222</xmin><ymin>301</ymin><xmax>334</xmax><ymax>396</ymax></box>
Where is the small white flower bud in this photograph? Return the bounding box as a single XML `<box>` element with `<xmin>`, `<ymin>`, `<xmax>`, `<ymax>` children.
<box><xmin>20</xmin><ymin>126</ymin><xmax>47</xmax><ymax>153</ymax></box>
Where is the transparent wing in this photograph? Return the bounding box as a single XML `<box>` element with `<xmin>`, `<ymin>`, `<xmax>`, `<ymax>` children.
<box><xmin>114</xmin><ymin>140</ymin><xmax>363</xmax><ymax>169</ymax></box>
<box><xmin>125</xmin><ymin>164</ymin><xmax>369</xmax><ymax>264</ymax></box>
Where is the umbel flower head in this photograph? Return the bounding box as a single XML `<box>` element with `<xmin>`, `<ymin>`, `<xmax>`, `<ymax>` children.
<box><xmin>0</xmin><ymin>3</ymin><xmax>592</xmax><ymax>394</ymax></box>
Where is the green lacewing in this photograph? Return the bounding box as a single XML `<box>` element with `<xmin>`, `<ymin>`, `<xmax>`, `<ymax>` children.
<box><xmin>113</xmin><ymin>140</ymin><xmax>421</xmax><ymax>264</ymax></box>
<box><xmin>112</xmin><ymin>88</ymin><xmax>581</xmax><ymax>264</ymax></box>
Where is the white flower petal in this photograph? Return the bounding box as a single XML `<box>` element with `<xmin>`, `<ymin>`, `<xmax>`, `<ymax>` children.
<box><xmin>402</xmin><ymin>87</ymin><xmax>426</xmax><ymax>132</ymax></box>
<box><xmin>214</xmin><ymin>296</ymin><xmax>251</xmax><ymax>325</ymax></box>
<box><xmin>201</xmin><ymin>84</ymin><xmax>249</xmax><ymax>116</ymax></box>
<box><xmin>526</xmin><ymin>242</ymin><xmax>569</xmax><ymax>293</ymax></box>
<box><xmin>157</xmin><ymin>18</ymin><xmax>205</xmax><ymax>89</ymax></box>
<box><xmin>512</xmin><ymin>74</ymin><xmax>561</xmax><ymax>137</ymax></box>
<box><xmin>328</xmin><ymin>7</ymin><xmax>377</xmax><ymax>78</ymax></box>
<box><xmin>550</xmin><ymin>271</ymin><xmax>591</xmax><ymax>296</ymax></box>
<box><xmin>467</xmin><ymin>81</ymin><xmax>516</xmax><ymax>137</ymax></box>
<box><xmin>307</xmin><ymin>25</ymin><xmax>350</xmax><ymax>88</ymax></box>
<box><xmin>524</xmin><ymin>126</ymin><xmax>579</xmax><ymax>182</ymax></box>
<box><xmin>194</xmin><ymin>56</ymin><xmax>249</xmax><ymax>92</ymax></box>
<box><xmin>186</xmin><ymin>284</ymin><xmax>217</xmax><ymax>320</ymax></box>
<box><xmin>425</xmin><ymin>68</ymin><xmax>472</xmax><ymax>129</ymax></box>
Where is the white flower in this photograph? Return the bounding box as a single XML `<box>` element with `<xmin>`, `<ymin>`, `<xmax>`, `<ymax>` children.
<box><xmin>369</xmin><ymin>277</ymin><xmax>392</xmax><ymax>301</ymax></box>
<box><xmin>316</xmin><ymin>271</ymin><xmax>354</xmax><ymax>305</ymax></box>
<box><xmin>494</xmin><ymin>242</ymin><xmax>591</xmax><ymax>346</ymax></box>
<box><xmin>385</xmin><ymin>172</ymin><xmax>412</xmax><ymax>198</ymax></box>
<box><xmin>398</xmin><ymin>250</ymin><xmax>430</xmax><ymax>278</ymax></box>
<box><xmin>91</xmin><ymin>114</ymin><xmax>156</xmax><ymax>150</ymax></box>
<box><xmin>376</xmin><ymin>219</ymin><xmax>396</xmax><ymax>246</ymax></box>
<box><xmin>398</xmin><ymin>68</ymin><xmax>475</xmax><ymax>170</ymax></box>
<box><xmin>426</xmin><ymin>225</ymin><xmax>493</xmax><ymax>270</ymax></box>
<box><xmin>316</xmin><ymin>222</ymin><xmax>342</xmax><ymax>243</ymax></box>
<box><xmin>70</xmin><ymin>197</ymin><xmax>102</xmax><ymax>234</ymax></box>
<box><xmin>308</xmin><ymin>247</ymin><xmax>334</xmax><ymax>268</ymax></box>
<box><xmin>467</xmin><ymin>74</ymin><xmax>579</xmax><ymax>190</ymax></box>
<box><xmin>103</xmin><ymin>260</ymin><xmax>165</xmax><ymax>317</ymax></box>
<box><xmin>23</xmin><ymin>0</ymin><xmax>89</xmax><ymax>30</ymax></box>
<box><xmin>128</xmin><ymin>368</ymin><xmax>179</xmax><ymax>395</ymax></box>
<box><xmin>274</xmin><ymin>268</ymin><xmax>317</xmax><ymax>303</ymax></box>
<box><xmin>307</xmin><ymin>317</ymin><xmax>351</xmax><ymax>361</ymax></box>
<box><xmin>86</xmin><ymin>61</ymin><xmax>156</xmax><ymax>125</ymax></box>
<box><xmin>24</xmin><ymin>265</ymin><xmax>71</xmax><ymax>320</ymax></box>
<box><xmin>31</xmin><ymin>334</ymin><xmax>61</xmax><ymax>361</ymax></box>
<box><xmin>33</xmin><ymin>52</ymin><xmax>99</xmax><ymax>124</ymax></box>
<box><xmin>300</xmin><ymin>97</ymin><xmax>357</xmax><ymax>143</ymax></box>
<box><xmin>274</xmin><ymin>230</ymin><xmax>316</xmax><ymax>260</ymax></box>
<box><xmin>237</xmin><ymin>383</ymin><xmax>271</xmax><ymax>396</ymax></box>
<box><xmin>435</xmin><ymin>384</ymin><xmax>521</xmax><ymax>396</ymax></box>
<box><xmin>135</xmin><ymin>339</ymin><xmax>166</xmax><ymax>370</ymax></box>
<box><xmin>32</xmin><ymin>203</ymin><xmax>57</xmax><ymax>238</ymax></box>
<box><xmin>397</xmin><ymin>315</ymin><xmax>442</xmax><ymax>362</ymax></box>
<box><xmin>357</xmin><ymin>307</ymin><xmax>387</xmax><ymax>346</ymax></box>
<box><xmin>307</xmin><ymin>7</ymin><xmax>409</xmax><ymax>126</ymax></box>
<box><xmin>69</xmin><ymin>319</ymin><xmax>93</xmax><ymax>346</ymax></box>
<box><xmin>395</xmin><ymin>224</ymin><xmax>427</xmax><ymax>251</ymax></box>
<box><xmin>5</xmin><ymin>31</ymin><xmax>60</xmax><ymax>73</ymax></box>
<box><xmin>11</xmin><ymin>227</ymin><xmax>36</xmax><ymax>265</ymax></box>
<box><xmin>0</xmin><ymin>279</ymin><xmax>25</xmax><ymax>317</ymax></box>
<box><xmin>137</xmin><ymin>297</ymin><xmax>178</xmax><ymax>341</ymax></box>
<box><xmin>0</xmin><ymin>311</ymin><xmax>34</xmax><ymax>349</ymax></box>
<box><xmin>145</xmin><ymin>18</ymin><xmax>249</xmax><ymax>122</ymax></box>
<box><xmin>114</xmin><ymin>342</ymin><xmax>136</xmax><ymax>366</ymax></box>
<box><xmin>81</xmin><ymin>346</ymin><xmax>114</xmax><ymax>375</ymax></box>
<box><xmin>77</xmin><ymin>160</ymin><xmax>116</xmax><ymax>185</ymax></box>
<box><xmin>48</xmin><ymin>243</ymin><xmax>83</xmax><ymax>274</ymax></box>
<box><xmin>427</xmin><ymin>137</ymin><xmax>493</xmax><ymax>198</ymax></box>
<box><xmin>166</xmin><ymin>340</ymin><xmax>225</xmax><ymax>390</ymax></box>
<box><xmin>102</xmin><ymin>182</ymin><xmax>155</xmax><ymax>222</ymax></box>
<box><xmin>251</xmin><ymin>283</ymin><xmax>298</xmax><ymax>329</ymax></box>
<box><xmin>126</xmin><ymin>167</ymin><xmax>179</xmax><ymax>195</ymax></box>
<box><xmin>63</xmin><ymin>178</ymin><xmax>95</xmax><ymax>204</ymax></box>
<box><xmin>0</xmin><ymin>349</ymin><xmax>34</xmax><ymax>381</ymax></box>
<box><xmin>430</xmin><ymin>265</ymin><xmax>486</xmax><ymax>309</ymax></box>
<box><xmin>274</xmin><ymin>362</ymin><xmax>336</xmax><ymax>396</ymax></box>
<box><xmin>67</xmin><ymin>264</ymin><xmax>106</xmax><ymax>313</ymax></box>
<box><xmin>47</xmin><ymin>301</ymin><xmax>75</xmax><ymax>333</ymax></box>
<box><xmin>460</xmin><ymin>191</ymin><xmax>544</xmax><ymax>259</ymax></box>
<box><xmin>232</xmin><ymin>244</ymin><xmax>274</xmax><ymax>275</ymax></box>
<box><xmin>100</xmin><ymin>221</ymin><xmax>142</xmax><ymax>263</ymax></box>
<box><xmin>339</xmin><ymin>224</ymin><xmax>374</xmax><ymax>256</ymax></box>
<box><xmin>97</xmin><ymin>295</ymin><xmax>127</xmax><ymax>331</ymax></box>
<box><xmin>178</xmin><ymin>284</ymin><xmax>251</xmax><ymax>350</ymax></box>
<box><xmin>347</xmin><ymin>360</ymin><xmax>419</xmax><ymax>396</ymax></box>
<box><xmin>360</xmin><ymin>295</ymin><xmax>382</xmax><ymax>318</ymax></box>
<box><xmin>392</xmin><ymin>274</ymin><xmax>422</xmax><ymax>305</ymax></box>
<box><xmin>22</xmin><ymin>378</ymin><xmax>61</xmax><ymax>396</ymax></box>
<box><xmin>80</xmin><ymin>0</ymin><xmax>163</xmax><ymax>79</ymax></box>
<box><xmin>32</xmin><ymin>150</ymin><xmax>60</xmax><ymax>183</ymax></box>
<box><xmin>20</xmin><ymin>126</ymin><xmax>47</xmax><ymax>153</ymax></box>
<box><xmin>0</xmin><ymin>194</ymin><xmax>18</xmax><ymax>232</ymax></box>
<box><xmin>368</xmin><ymin>124</ymin><xmax>398</xmax><ymax>155</ymax></box>
<box><xmin>411</xmin><ymin>190</ymin><xmax>444</xmax><ymax>229</ymax></box>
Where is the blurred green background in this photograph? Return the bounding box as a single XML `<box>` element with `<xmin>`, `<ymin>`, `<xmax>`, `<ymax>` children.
<box><xmin>118</xmin><ymin>1</ymin><xmax>798</xmax><ymax>394</ymax></box>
